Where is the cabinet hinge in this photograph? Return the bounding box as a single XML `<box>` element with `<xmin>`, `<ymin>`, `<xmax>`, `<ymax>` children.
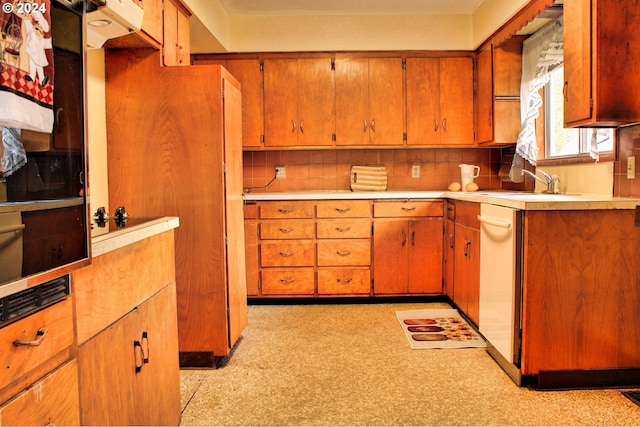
<box><xmin>403</xmin><ymin>132</ymin><xmax>407</xmax><ymax>141</ymax></box>
<box><xmin>332</xmin><ymin>133</ymin><xmax>336</xmax><ymax>142</ymax></box>
<box><xmin>223</xmin><ymin>162</ymin><xmax>227</xmax><ymax>175</ymax></box>
<box><xmin>260</xmin><ymin>134</ymin><xmax>265</xmax><ymax>144</ymax></box>
<box><xmin>260</xmin><ymin>61</ymin><xmax>264</xmax><ymax>72</ymax></box>
<box><xmin>258</xmin><ymin>277</ymin><xmax>262</xmax><ymax>290</ymax></box>
<box><xmin>224</xmin><ymin>235</ymin><xmax>228</xmax><ymax>246</ymax></box>
<box><xmin>371</xmin><ymin>224</ymin><xmax>374</xmax><ymax>235</ymax></box>
<box><xmin>331</xmin><ymin>59</ymin><xmax>335</xmax><ymax>70</ymax></box>
<box><xmin>402</xmin><ymin>59</ymin><xmax>406</xmax><ymax>70</ymax></box>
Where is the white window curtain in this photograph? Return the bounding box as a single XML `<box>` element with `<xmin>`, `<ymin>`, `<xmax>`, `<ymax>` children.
<box><xmin>509</xmin><ymin>17</ymin><xmax>564</xmax><ymax>182</ymax></box>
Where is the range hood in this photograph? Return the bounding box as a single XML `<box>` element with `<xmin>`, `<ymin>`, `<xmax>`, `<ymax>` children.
<box><xmin>87</xmin><ymin>0</ymin><xmax>144</xmax><ymax>48</ymax></box>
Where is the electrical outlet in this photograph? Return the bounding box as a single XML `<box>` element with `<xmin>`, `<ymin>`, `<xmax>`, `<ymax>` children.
<box><xmin>411</xmin><ymin>165</ymin><xmax>420</xmax><ymax>179</ymax></box>
<box><xmin>627</xmin><ymin>156</ymin><xmax>636</xmax><ymax>179</ymax></box>
<box><xmin>275</xmin><ymin>165</ymin><xmax>286</xmax><ymax>179</ymax></box>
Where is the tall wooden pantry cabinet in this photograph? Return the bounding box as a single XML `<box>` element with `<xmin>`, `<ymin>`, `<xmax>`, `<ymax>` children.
<box><xmin>105</xmin><ymin>49</ymin><xmax>248</xmax><ymax>367</ymax></box>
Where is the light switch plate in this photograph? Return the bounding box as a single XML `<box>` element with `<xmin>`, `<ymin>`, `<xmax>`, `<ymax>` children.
<box><xmin>628</xmin><ymin>156</ymin><xmax>636</xmax><ymax>179</ymax></box>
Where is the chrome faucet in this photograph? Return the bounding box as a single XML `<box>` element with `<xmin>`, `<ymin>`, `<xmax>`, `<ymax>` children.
<box><xmin>521</xmin><ymin>169</ymin><xmax>558</xmax><ymax>193</ymax></box>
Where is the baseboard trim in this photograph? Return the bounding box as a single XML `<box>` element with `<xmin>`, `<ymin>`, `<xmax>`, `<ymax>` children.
<box><xmin>537</xmin><ymin>368</ymin><xmax>640</xmax><ymax>390</ymax></box>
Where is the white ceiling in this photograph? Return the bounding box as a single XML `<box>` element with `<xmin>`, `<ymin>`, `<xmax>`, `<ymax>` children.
<box><xmin>217</xmin><ymin>0</ymin><xmax>485</xmax><ymax>16</ymax></box>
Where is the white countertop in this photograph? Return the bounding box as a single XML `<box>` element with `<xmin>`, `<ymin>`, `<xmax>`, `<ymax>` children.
<box><xmin>92</xmin><ymin>216</ymin><xmax>180</xmax><ymax>257</ymax></box>
<box><xmin>243</xmin><ymin>190</ymin><xmax>640</xmax><ymax>210</ymax></box>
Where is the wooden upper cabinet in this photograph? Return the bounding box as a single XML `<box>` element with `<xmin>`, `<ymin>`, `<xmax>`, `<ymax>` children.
<box><xmin>335</xmin><ymin>57</ymin><xmax>404</xmax><ymax>146</ymax></box>
<box><xmin>564</xmin><ymin>0</ymin><xmax>640</xmax><ymax>127</ymax></box>
<box><xmin>103</xmin><ymin>0</ymin><xmax>163</xmax><ymax>48</ymax></box>
<box><xmin>163</xmin><ymin>0</ymin><xmax>191</xmax><ymax>66</ymax></box>
<box><xmin>476</xmin><ymin>37</ymin><xmax>524</xmax><ymax>146</ymax></box>
<box><xmin>263</xmin><ymin>58</ymin><xmax>335</xmax><ymax>147</ymax></box>
<box><xmin>406</xmin><ymin>57</ymin><xmax>474</xmax><ymax>145</ymax></box>
<box><xmin>225</xmin><ymin>60</ymin><xmax>264</xmax><ymax>148</ymax></box>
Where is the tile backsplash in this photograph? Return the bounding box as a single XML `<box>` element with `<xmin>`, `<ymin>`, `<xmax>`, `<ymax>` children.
<box><xmin>243</xmin><ymin>148</ymin><xmax>504</xmax><ymax>193</ymax></box>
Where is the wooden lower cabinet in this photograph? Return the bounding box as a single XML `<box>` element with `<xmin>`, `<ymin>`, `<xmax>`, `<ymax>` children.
<box><xmin>372</xmin><ymin>201</ymin><xmax>444</xmax><ymax>295</ymax></box>
<box><xmin>261</xmin><ymin>269</ymin><xmax>315</xmax><ymax>295</ymax></box>
<box><xmin>0</xmin><ymin>360</ymin><xmax>80</xmax><ymax>426</ymax></box>
<box><xmin>450</xmin><ymin>201</ymin><xmax>480</xmax><ymax>325</ymax></box>
<box><xmin>78</xmin><ymin>285</ymin><xmax>180</xmax><ymax>426</ymax></box>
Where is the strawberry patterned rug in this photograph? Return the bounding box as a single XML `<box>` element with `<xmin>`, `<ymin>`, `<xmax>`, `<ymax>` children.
<box><xmin>396</xmin><ymin>309</ymin><xmax>485</xmax><ymax>349</ymax></box>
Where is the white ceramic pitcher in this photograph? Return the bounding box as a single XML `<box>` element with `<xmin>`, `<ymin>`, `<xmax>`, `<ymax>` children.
<box><xmin>459</xmin><ymin>164</ymin><xmax>480</xmax><ymax>190</ymax></box>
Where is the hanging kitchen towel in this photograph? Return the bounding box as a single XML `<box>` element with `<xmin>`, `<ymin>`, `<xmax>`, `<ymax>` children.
<box><xmin>350</xmin><ymin>165</ymin><xmax>387</xmax><ymax>191</ymax></box>
<box><xmin>0</xmin><ymin>0</ymin><xmax>54</xmax><ymax>132</ymax></box>
<box><xmin>1</xmin><ymin>127</ymin><xmax>26</xmax><ymax>177</ymax></box>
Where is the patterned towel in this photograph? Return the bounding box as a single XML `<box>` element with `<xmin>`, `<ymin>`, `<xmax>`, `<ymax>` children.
<box><xmin>0</xmin><ymin>0</ymin><xmax>54</xmax><ymax>132</ymax></box>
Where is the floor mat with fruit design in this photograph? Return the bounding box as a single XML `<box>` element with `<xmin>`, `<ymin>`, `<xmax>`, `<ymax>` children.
<box><xmin>396</xmin><ymin>309</ymin><xmax>485</xmax><ymax>349</ymax></box>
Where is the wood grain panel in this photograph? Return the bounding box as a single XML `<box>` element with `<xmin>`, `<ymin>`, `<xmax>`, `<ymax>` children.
<box><xmin>0</xmin><ymin>297</ymin><xmax>74</xmax><ymax>391</ymax></box>
<box><xmin>317</xmin><ymin>219</ymin><xmax>371</xmax><ymax>239</ymax></box>
<box><xmin>373</xmin><ymin>201</ymin><xmax>444</xmax><ymax>218</ymax></box>
<box><xmin>317</xmin><ymin>239</ymin><xmax>371</xmax><ymax>266</ymax></box>
<box><xmin>260</xmin><ymin>221</ymin><xmax>315</xmax><ymax>240</ymax></box>
<box><xmin>522</xmin><ymin>210</ymin><xmax>640</xmax><ymax>374</ymax></box>
<box><xmin>318</xmin><ymin>269</ymin><xmax>370</xmax><ymax>295</ymax></box>
<box><xmin>261</xmin><ymin>269</ymin><xmax>315</xmax><ymax>295</ymax></box>
<box><xmin>0</xmin><ymin>360</ymin><xmax>80</xmax><ymax>426</ymax></box>
<box><xmin>259</xmin><ymin>201</ymin><xmax>315</xmax><ymax>219</ymax></box>
<box><xmin>316</xmin><ymin>200</ymin><xmax>371</xmax><ymax>218</ymax></box>
<box><xmin>406</xmin><ymin>57</ymin><xmax>440</xmax><ymax>145</ymax></box>
<box><xmin>260</xmin><ymin>242</ymin><xmax>315</xmax><ymax>267</ymax></box>
<box><xmin>73</xmin><ymin>231</ymin><xmax>175</xmax><ymax>344</ymax></box>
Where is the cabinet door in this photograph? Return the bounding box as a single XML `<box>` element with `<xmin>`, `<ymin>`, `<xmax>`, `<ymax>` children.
<box><xmin>475</xmin><ymin>46</ymin><xmax>494</xmax><ymax>144</ymax></box>
<box><xmin>140</xmin><ymin>0</ymin><xmax>163</xmax><ymax>44</ymax></box>
<box><xmin>368</xmin><ymin>57</ymin><xmax>404</xmax><ymax>145</ymax></box>
<box><xmin>297</xmin><ymin>58</ymin><xmax>335</xmax><ymax>146</ymax></box>
<box><xmin>563</xmin><ymin>0</ymin><xmax>591</xmax><ymax>125</ymax></box>
<box><xmin>244</xmin><ymin>220</ymin><xmax>260</xmax><ymax>296</ymax></box>
<box><xmin>443</xmin><ymin>218</ymin><xmax>455</xmax><ymax>299</ymax></box>
<box><xmin>264</xmin><ymin>59</ymin><xmax>299</xmax><ymax>146</ymax></box>
<box><xmin>373</xmin><ymin>220</ymin><xmax>407</xmax><ymax>294</ymax></box>
<box><xmin>163</xmin><ymin>0</ymin><xmax>190</xmax><ymax>66</ymax></box>
<box><xmin>439</xmin><ymin>57</ymin><xmax>474</xmax><ymax>145</ymax></box>
<box><xmin>406</xmin><ymin>58</ymin><xmax>441</xmax><ymax>145</ymax></box>
<box><xmin>78</xmin><ymin>285</ymin><xmax>181</xmax><ymax>426</ymax></box>
<box><xmin>335</xmin><ymin>58</ymin><xmax>370</xmax><ymax>146</ymax></box>
<box><xmin>407</xmin><ymin>218</ymin><xmax>443</xmax><ymax>294</ymax></box>
<box><xmin>135</xmin><ymin>285</ymin><xmax>181</xmax><ymax>426</ymax></box>
<box><xmin>453</xmin><ymin>225</ymin><xmax>480</xmax><ymax>325</ymax></box>
<box><xmin>223</xmin><ymin>77</ymin><xmax>249</xmax><ymax>351</ymax></box>
<box><xmin>224</xmin><ymin>60</ymin><xmax>264</xmax><ymax>148</ymax></box>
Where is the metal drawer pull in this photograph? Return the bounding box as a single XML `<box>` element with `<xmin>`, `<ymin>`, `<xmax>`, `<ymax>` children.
<box><xmin>401</xmin><ymin>206</ymin><xmax>417</xmax><ymax>211</ymax></box>
<box><xmin>434</xmin><ymin>118</ymin><xmax>439</xmax><ymax>132</ymax></box>
<box><xmin>336</xmin><ymin>226</ymin><xmax>351</xmax><ymax>232</ymax></box>
<box><xmin>336</xmin><ymin>250</ymin><xmax>351</xmax><ymax>256</ymax></box>
<box><xmin>337</xmin><ymin>278</ymin><xmax>353</xmax><ymax>284</ymax></box>
<box><xmin>335</xmin><ymin>207</ymin><xmax>351</xmax><ymax>213</ymax></box>
<box><xmin>279</xmin><ymin>251</ymin><xmax>295</xmax><ymax>257</ymax></box>
<box><xmin>13</xmin><ymin>328</ymin><xmax>47</xmax><ymax>346</ymax></box>
<box><xmin>477</xmin><ymin>215</ymin><xmax>512</xmax><ymax>230</ymax></box>
<box><xmin>291</xmin><ymin>120</ymin><xmax>296</xmax><ymax>133</ymax></box>
<box><xmin>300</xmin><ymin>120</ymin><xmax>304</xmax><ymax>134</ymax></box>
<box><xmin>134</xmin><ymin>340</ymin><xmax>144</xmax><ymax>373</ymax></box>
<box><xmin>141</xmin><ymin>331</ymin><xmax>149</xmax><ymax>364</ymax></box>
<box><xmin>363</xmin><ymin>119</ymin><xmax>368</xmax><ymax>132</ymax></box>
<box><xmin>371</xmin><ymin>119</ymin><xmax>376</xmax><ymax>132</ymax></box>
<box><xmin>0</xmin><ymin>224</ymin><xmax>25</xmax><ymax>235</ymax></box>
<box><xmin>278</xmin><ymin>208</ymin><xmax>294</xmax><ymax>214</ymax></box>
<box><xmin>280</xmin><ymin>277</ymin><xmax>295</xmax><ymax>284</ymax></box>
<box><xmin>279</xmin><ymin>227</ymin><xmax>294</xmax><ymax>233</ymax></box>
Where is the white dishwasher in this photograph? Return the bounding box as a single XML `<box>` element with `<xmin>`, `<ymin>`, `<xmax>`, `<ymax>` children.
<box><xmin>478</xmin><ymin>204</ymin><xmax>523</xmax><ymax>382</ymax></box>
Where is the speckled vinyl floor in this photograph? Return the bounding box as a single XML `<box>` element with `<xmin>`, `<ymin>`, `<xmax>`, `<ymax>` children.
<box><xmin>179</xmin><ymin>302</ymin><xmax>640</xmax><ymax>426</ymax></box>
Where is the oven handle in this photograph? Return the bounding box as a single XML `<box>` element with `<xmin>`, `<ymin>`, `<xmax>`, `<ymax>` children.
<box><xmin>477</xmin><ymin>215</ymin><xmax>511</xmax><ymax>230</ymax></box>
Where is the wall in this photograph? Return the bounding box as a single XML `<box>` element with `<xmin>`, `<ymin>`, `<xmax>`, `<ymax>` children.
<box><xmin>86</xmin><ymin>49</ymin><xmax>109</xmax><ymax>232</ymax></box>
<box><xmin>242</xmin><ymin>148</ymin><xmax>503</xmax><ymax>193</ymax></box>
<box><xmin>183</xmin><ymin>0</ymin><xmax>529</xmax><ymax>53</ymax></box>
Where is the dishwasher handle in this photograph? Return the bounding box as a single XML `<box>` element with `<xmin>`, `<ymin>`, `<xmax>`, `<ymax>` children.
<box><xmin>477</xmin><ymin>215</ymin><xmax>512</xmax><ymax>230</ymax></box>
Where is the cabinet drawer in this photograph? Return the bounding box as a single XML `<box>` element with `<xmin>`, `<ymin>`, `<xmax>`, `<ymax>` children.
<box><xmin>259</xmin><ymin>202</ymin><xmax>315</xmax><ymax>219</ymax></box>
<box><xmin>317</xmin><ymin>239</ymin><xmax>371</xmax><ymax>266</ymax></box>
<box><xmin>454</xmin><ymin>201</ymin><xmax>480</xmax><ymax>229</ymax></box>
<box><xmin>374</xmin><ymin>201</ymin><xmax>443</xmax><ymax>218</ymax></box>
<box><xmin>318</xmin><ymin>269</ymin><xmax>370</xmax><ymax>295</ymax></box>
<box><xmin>261</xmin><ymin>269</ymin><xmax>315</xmax><ymax>295</ymax></box>
<box><xmin>0</xmin><ymin>297</ymin><xmax>74</xmax><ymax>390</ymax></box>
<box><xmin>260</xmin><ymin>221</ymin><xmax>315</xmax><ymax>239</ymax></box>
<box><xmin>260</xmin><ymin>242</ymin><xmax>315</xmax><ymax>267</ymax></box>
<box><xmin>317</xmin><ymin>219</ymin><xmax>370</xmax><ymax>239</ymax></box>
<box><xmin>316</xmin><ymin>200</ymin><xmax>371</xmax><ymax>218</ymax></box>
<box><xmin>0</xmin><ymin>359</ymin><xmax>80</xmax><ymax>426</ymax></box>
